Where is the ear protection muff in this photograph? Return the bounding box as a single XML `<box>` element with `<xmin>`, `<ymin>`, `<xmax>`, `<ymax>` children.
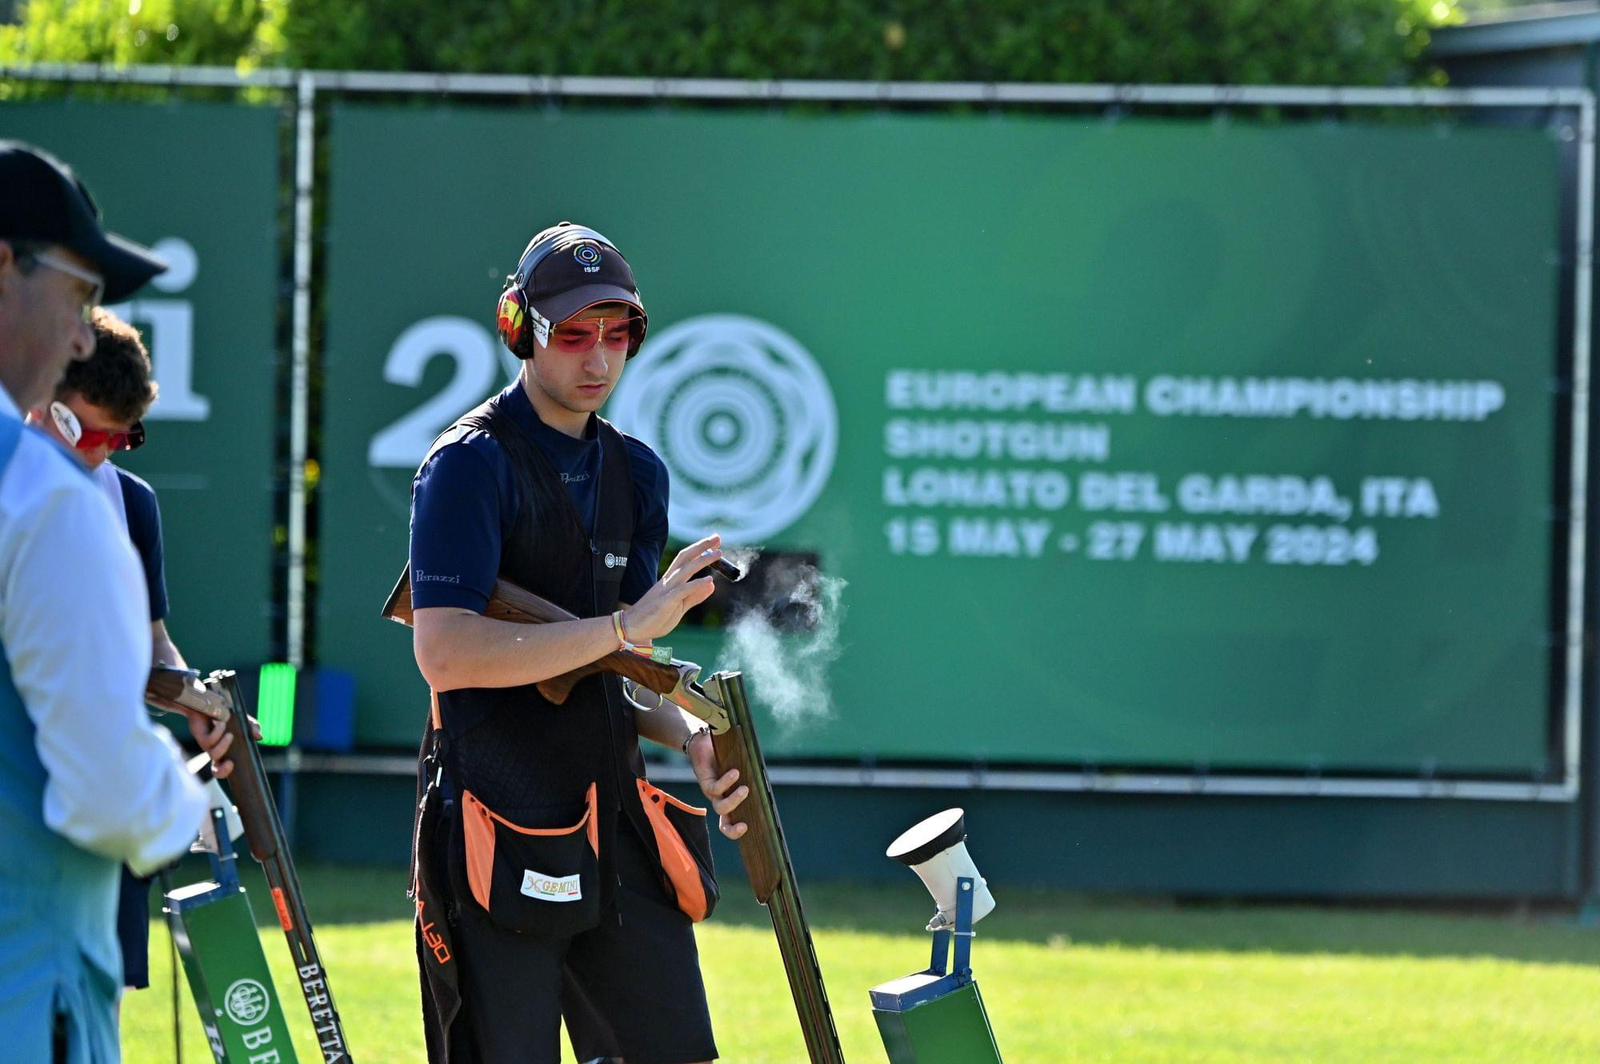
<box><xmin>496</xmin><ymin>223</ymin><xmax>642</xmax><ymax>361</ymax></box>
<box><xmin>495</xmin><ymin>285</ymin><xmax>538</xmax><ymax>360</ymax></box>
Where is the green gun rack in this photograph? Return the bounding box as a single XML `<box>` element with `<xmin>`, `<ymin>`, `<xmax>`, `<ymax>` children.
<box><xmin>164</xmin><ymin>805</ymin><xmax>300</xmax><ymax>1064</ymax></box>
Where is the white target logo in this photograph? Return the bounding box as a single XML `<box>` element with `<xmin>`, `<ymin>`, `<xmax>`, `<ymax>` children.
<box><xmin>223</xmin><ymin>978</ymin><xmax>271</xmax><ymax>1026</ymax></box>
<box><xmin>608</xmin><ymin>315</ymin><xmax>837</xmax><ymax>543</ymax></box>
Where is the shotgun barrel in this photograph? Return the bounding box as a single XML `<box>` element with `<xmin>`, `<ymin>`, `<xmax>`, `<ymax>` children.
<box><xmin>706</xmin><ymin>671</ymin><xmax>844</xmax><ymax>1064</ymax></box>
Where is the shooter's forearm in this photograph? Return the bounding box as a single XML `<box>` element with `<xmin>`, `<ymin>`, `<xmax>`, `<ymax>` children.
<box><xmin>151</xmin><ymin>618</ymin><xmax>187</xmax><ymax>669</ymax></box>
<box><xmin>413</xmin><ymin>606</ymin><xmax>617</xmax><ymax>691</ymax></box>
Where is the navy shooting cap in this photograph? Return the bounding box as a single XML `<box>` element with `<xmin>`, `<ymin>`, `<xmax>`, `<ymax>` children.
<box><xmin>0</xmin><ymin>140</ymin><xmax>166</xmax><ymax>302</ymax></box>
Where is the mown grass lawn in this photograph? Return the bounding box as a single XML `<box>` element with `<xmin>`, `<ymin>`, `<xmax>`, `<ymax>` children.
<box><xmin>124</xmin><ymin>864</ymin><xmax>1600</xmax><ymax>1062</ymax></box>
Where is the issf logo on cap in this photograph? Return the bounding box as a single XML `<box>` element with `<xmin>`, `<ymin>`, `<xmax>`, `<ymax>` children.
<box><xmin>573</xmin><ymin>244</ymin><xmax>602</xmax><ymax>274</ymax></box>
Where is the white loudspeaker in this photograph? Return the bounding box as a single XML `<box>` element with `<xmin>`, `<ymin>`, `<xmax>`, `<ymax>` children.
<box><xmin>886</xmin><ymin>808</ymin><xmax>996</xmax><ymax>931</ymax></box>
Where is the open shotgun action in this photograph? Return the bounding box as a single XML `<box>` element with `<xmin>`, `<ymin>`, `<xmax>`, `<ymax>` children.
<box><xmin>382</xmin><ymin>567</ymin><xmax>846</xmax><ymax>1063</ymax></box>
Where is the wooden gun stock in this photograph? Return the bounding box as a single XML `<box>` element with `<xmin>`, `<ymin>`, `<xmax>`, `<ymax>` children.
<box><xmin>380</xmin><ymin>567</ymin><xmax>683</xmax><ymax>702</ymax></box>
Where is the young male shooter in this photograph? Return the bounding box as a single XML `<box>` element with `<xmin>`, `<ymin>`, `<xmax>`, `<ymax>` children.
<box><xmin>0</xmin><ymin>140</ymin><xmax>207</xmax><ymax>1063</ymax></box>
<box><xmin>408</xmin><ymin>222</ymin><xmax>747</xmax><ymax>1063</ymax></box>
<box><xmin>27</xmin><ymin>307</ymin><xmax>247</xmax><ymax>1005</ymax></box>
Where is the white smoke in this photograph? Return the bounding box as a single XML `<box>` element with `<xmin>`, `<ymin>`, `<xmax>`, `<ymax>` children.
<box><xmin>723</xmin><ymin>560</ymin><xmax>847</xmax><ymax>729</ymax></box>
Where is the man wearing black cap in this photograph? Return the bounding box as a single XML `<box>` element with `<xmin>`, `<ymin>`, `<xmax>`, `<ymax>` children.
<box><xmin>407</xmin><ymin>222</ymin><xmax>748</xmax><ymax>1063</ymax></box>
<box><xmin>0</xmin><ymin>141</ymin><xmax>207</xmax><ymax>1062</ymax></box>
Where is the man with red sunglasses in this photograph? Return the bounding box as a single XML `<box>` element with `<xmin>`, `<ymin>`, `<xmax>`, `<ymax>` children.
<box><xmin>406</xmin><ymin>223</ymin><xmax>748</xmax><ymax>1064</ymax></box>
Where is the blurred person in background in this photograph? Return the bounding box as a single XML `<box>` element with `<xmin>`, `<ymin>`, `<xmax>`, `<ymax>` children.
<box><xmin>0</xmin><ymin>140</ymin><xmax>207</xmax><ymax>1063</ymax></box>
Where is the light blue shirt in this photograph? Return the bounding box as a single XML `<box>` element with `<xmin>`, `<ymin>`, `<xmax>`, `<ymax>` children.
<box><xmin>0</xmin><ymin>384</ymin><xmax>204</xmax><ymax>873</ymax></box>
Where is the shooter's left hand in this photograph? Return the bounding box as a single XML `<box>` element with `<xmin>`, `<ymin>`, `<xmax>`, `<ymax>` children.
<box><xmin>688</xmin><ymin>731</ymin><xmax>749</xmax><ymax>839</ymax></box>
<box><xmin>184</xmin><ymin>709</ymin><xmax>262</xmax><ymax>780</ymax></box>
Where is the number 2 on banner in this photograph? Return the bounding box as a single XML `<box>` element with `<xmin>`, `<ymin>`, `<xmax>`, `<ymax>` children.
<box><xmin>368</xmin><ymin>317</ymin><xmax>500</xmax><ymax>468</ymax></box>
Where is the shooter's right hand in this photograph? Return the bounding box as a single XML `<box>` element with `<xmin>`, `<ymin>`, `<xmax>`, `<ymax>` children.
<box><xmin>619</xmin><ymin>534</ymin><xmax>723</xmax><ymax>643</ymax></box>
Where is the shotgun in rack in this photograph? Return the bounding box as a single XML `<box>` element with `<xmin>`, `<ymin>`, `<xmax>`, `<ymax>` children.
<box><xmin>147</xmin><ymin>666</ymin><xmax>355</xmax><ymax>1062</ymax></box>
<box><xmin>382</xmin><ymin>569</ymin><xmax>845</xmax><ymax>1063</ymax></box>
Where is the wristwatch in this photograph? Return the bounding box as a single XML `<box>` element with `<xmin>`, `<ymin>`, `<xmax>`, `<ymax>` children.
<box><xmin>681</xmin><ymin>728</ymin><xmax>709</xmax><ymax>756</ymax></box>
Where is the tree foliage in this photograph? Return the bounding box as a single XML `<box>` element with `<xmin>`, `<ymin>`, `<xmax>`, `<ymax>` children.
<box><xmin>3</xmin><ymin>0</ymin><xmax>1461</xmax><ymax>86</ymax></box>
<box><xmin>0</xmin><ymin>0</ymin><xmax>285</xmax><ymax>71</ymax></box>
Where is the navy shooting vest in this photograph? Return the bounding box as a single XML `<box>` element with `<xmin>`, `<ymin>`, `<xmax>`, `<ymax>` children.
<box><xmin>430</xmin><ymin>398</ymin><xmax>653</xmax><ymax>910</ymax></box>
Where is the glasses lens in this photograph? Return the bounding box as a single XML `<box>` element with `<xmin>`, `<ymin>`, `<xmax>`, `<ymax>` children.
<box><xmin>32</xmin><ymin>252</ymin><xmax>103</xmax><ymax>319</ymax></box>
<box><xmin>551</xmin><ymin>315</ymin><xmax>644</xmax><ymax>353</ymax></box>
<box><xmin>551</xmin><ymin>321</ymin><xmax>601</xmax><ymax>352</ymax></box>
<box><xmin>601</xmin><ymin>317</ymin><xmax>642</xmax><ymax>350</ymax></box>
<box><xmin>74</xmin><ymin>424</ymin><xmax>142</xmax><ymax>452</ymax></box>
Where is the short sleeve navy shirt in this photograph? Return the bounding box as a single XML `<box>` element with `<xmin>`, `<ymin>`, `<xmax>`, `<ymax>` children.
<box><xmin>117</xmin><ymin>467</ymin><xmax>169</xmax><ymax>622</ymax></box>
<box><xmin>409</xmin><ymin>383</ymin><xmax>670</xmax><ymax>613</ymax></box>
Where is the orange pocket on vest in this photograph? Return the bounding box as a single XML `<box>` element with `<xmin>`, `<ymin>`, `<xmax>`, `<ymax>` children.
<box><xmin>459</xmin><ymin>783</ymin><xmax>600</xmax><ymax>936</ymax></box>
<box><xmin>636</xmin><ymin>779</ymin><xmax>719</xmax><ymax>922</ymax></box>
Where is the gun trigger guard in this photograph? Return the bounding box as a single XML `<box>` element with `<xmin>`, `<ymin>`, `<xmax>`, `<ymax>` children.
<box><xmin>620</xmin><ymin>679</ymin><xmax>659</xmax><ymax>713</ymax></box>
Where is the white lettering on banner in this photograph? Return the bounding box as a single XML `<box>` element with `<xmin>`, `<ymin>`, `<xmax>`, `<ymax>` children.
<box><xmin>883</xmin><ymin>467</ymin><xmax>1071</xmax><ymax>510</ymax></box>
<box><xmin>368</xmin><ymin>317</ymin><xmax>499</xmax><ymax>468</ymax></box>
<box><xmin>106</xmin><ymin>237</ymin><xmax>211</xmax><ymax>420</ymax></box>
<box><xmin>1085</xmin><ymin>521</ymin><xmax>1145</xmax><ymax>560</ymax></box>
<box><xmin>948</xmin><ymin>517</ymin><xmax>1053</xmax><ymax>558</ymax></box>
<box><xmin>1153</xmin><ymin>523</ymin><xmax>1259</xmax><ymax>563</ymax></box>
<box><xmin>884</xmin><ymin>418</ymin><xmax>1110</xmax><ymax>461</ymax></box>
<box><xmin>877</xmin><ymin>368</ymin><xmax>1503</xmax><ymax>567</ymax></box>
<box><xmin>1360</xmin><ymin>477</ymin><xmax>1440</xmax><ymax>518</ymax></box>
<box><xmin>1177</xmin><ymin>475</ymin><xmax>1352</xmax><ymax>521</ymax></box>
<box><xmin>1265</xmin><ymin>525</ymin><xmax>1380</xmax><ymax>566</ymax></box>
<box><xmin>1144</xmin><ymin>375</ymin><xmax>1505</xmax><ymax>421</ymax></box>
<box><xmin>884</xmin><ymin>516</ymin><xmax>941</xmax><ymax>556</ymax></box>
<box><xmin>1078</xmin><ymin>473</ymin><xmax>1168</xmax><ymax>513</ymax></box>
<box><xmin>885</xmin><ymin>370</ymin><xmax>1138</xmax><ymax>414</ymax></box>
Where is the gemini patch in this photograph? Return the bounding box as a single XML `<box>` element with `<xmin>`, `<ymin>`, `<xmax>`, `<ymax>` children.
<box><xmin>521</xmin><ymin>869</ymin><xmax>583</xmax><ymax>903</ymax></box>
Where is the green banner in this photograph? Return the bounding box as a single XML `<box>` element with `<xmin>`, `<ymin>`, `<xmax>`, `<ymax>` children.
<box><xmin>2</xmin><ymin>102</ymin><xmax>281</xmax><ymax>676</ymax></box>
<box><xmin>319</xmin><ymin>103</ymin><xmax>1563</xmax><ymax>774</ymax></box>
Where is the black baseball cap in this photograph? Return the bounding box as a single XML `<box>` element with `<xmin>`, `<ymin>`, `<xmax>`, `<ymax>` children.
<box><xmin>0</xmin><ymin>140</ymin><xmax>167</xmax><ymax>302</ymax></box>
<box><xmin>519</xmin><ymin>222</ymin><xmax>645</xmax><ymax>327</ymax></box>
